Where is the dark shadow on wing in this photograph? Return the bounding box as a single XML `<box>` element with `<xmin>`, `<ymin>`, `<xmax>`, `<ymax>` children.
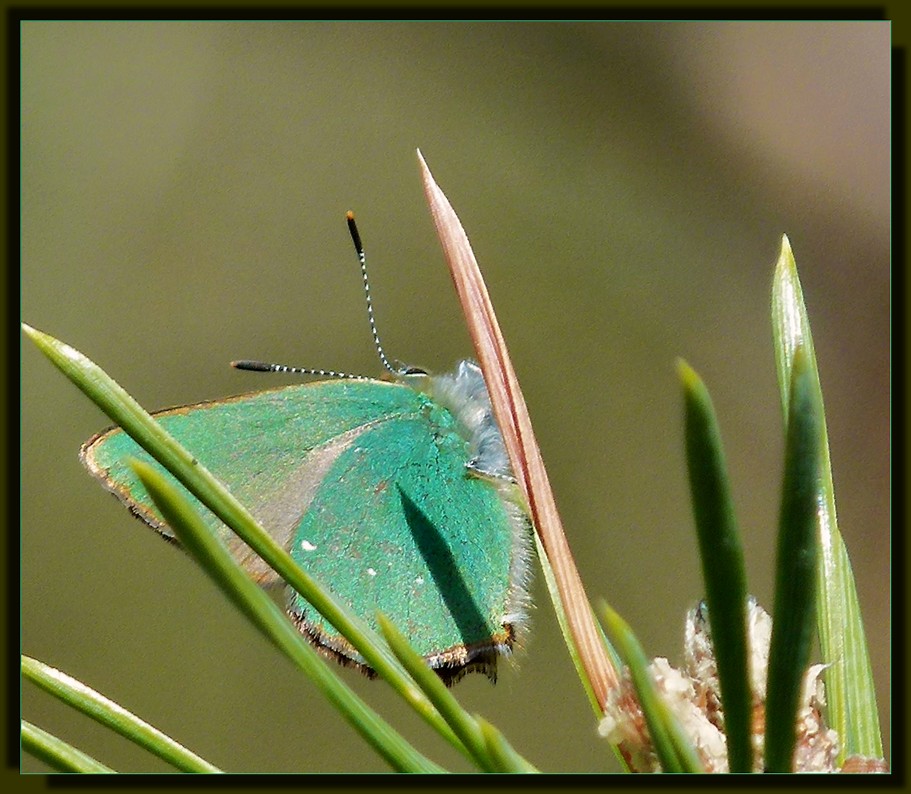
<box><xmin>397</xmin><ymin>485</ymin><xmax>494</xmax><ymax>664</ymax></box>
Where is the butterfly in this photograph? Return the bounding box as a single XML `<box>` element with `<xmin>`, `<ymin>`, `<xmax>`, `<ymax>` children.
<box><xmin>81</xmin><ymin>213</ymin><xmax>532</xmax><ymax>684</ymax></box>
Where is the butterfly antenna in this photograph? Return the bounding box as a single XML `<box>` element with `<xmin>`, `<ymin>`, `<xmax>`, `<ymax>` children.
<box><xmin>232</xmin><ymin>213</ymin><xmax>401</xmax><ymax>381</ymax></box>
<box><xmin>231</xmin><ymin>360</ymin><xmax>364</xmax><ymax>379</ymax></box>
<box><xmin>347</xmin><ymin>211</ymin><xmax>398</xmax><ymax>376</ymax></box>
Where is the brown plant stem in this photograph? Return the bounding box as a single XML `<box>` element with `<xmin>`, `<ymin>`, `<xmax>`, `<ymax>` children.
<box><xmin>417</xmin><ymin>150</ymin><xmax>619</xmax><ymax>712</ymax></box>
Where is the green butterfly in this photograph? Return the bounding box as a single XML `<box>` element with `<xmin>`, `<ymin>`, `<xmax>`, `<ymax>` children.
<box><xmin>81</xmin><ymin>215</ymin><xmax>532</xmax><ymax>683</ymax></box>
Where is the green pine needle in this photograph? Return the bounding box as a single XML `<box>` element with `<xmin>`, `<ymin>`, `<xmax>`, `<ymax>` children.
<box><xmin>21</xmin><ymin>720</ymin><xmax>116</xmax><ymax>773</ymax></box>
<box><xmin>677</xmin><ymin>360</ymin><xmax>752</xmax><ymax>772</ymax></box>
<box><xmin>770</xmin><ymin>237</ymin><xmax>883</xmax><ymax>762</ymax></box>
<box><xmin>764</xmin><ymin>345</ymin><xmax>822</xmax><ymax>771</ymax></box>
<box><xmin>21</xmin><ymin>656</ymin><xmax>220</xmax><ymax>772</ymax></box>
<box><xmin>131</xmin><ymin>458</ymin><xmax>445</xmax><ymax>774</ymax></box>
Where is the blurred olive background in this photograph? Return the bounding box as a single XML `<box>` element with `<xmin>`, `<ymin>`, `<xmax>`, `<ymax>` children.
<box><xmin>21</xmin><ymin>22</ymin><xmax>890</xmax><ymax>773</ymax></box>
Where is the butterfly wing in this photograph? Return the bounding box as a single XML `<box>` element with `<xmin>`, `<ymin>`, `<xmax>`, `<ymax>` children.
<box><xmin>80</xmin><ymin>380</ymin><xmax>418</xmax><ymax>585</ymax></box>
<box><xmin>81</xmin><ymin>379</ymin><xmax>523</xmax><ymax>678</ymax></box>
<box><xmin>286</xmin><ymin>406</ymin><xmax>518</xmax><ymax>675</ymax></box>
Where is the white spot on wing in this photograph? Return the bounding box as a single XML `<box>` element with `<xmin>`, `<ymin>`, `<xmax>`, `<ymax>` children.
<box><xmin>300</xmin><ymin>539</ymin><xmax>317</xmax><ymax>552</ymax></box>
<box><xmin>367</xmin><ymin>567</ymin><xmax>377</xmax><ymax>577</ymax></box>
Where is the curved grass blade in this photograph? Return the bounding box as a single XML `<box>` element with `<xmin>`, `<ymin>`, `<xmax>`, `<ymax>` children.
<box><xmin>764</xmin><ymin>345</ymin><xmax>821</xmax><ymax>772</ymax></box>
<box><xmin>21</xmin><ymin>655</ymin><xmax>219</xmax><ymax>773</ymax></box>
<box><xmin>533</xmin><ymin>533</ymin><xmax>630</xmax><ymax>771</ymax></box>
<box><xmin>21</xmin><ymin>322</ymin><xmax>467</xmax><ymax>760</ymax></box>
<box><xmin>475</xmin><ymin>716</ymin><xmax>538</xmax><ymax>774</ymax></box>
<box><xmin>21</xmin><ymin>720</ymin><xmax>115</xmax><ymax>773</ymax></box>
<box><xmin>532</xmin><ymin>532</ymin><xmax>598</xmax><ymax>713</ymax></box>
<box><xmin>770</xmin><ymin>237</ymin><xmax>883</xmax><ymax>762</ymax></box>
<box><xmin>533</xmin><ymin>531</ymin><xmax>624</xmax><ymax>705</ymax></box>
<box><xmin>598</xmin><ymin>602</ymin><xmax>704</xmax><ymax>773</ymax></box>
<box><xmin>375</xmin><ymin>613</ymin><xmax>492</xmax><ymax>772</ymax></box>
<box><xmin>677</xmin><ymin>360</ymin><xmax>752</xmax><ymax>772</ymax></box>
<box><xmin>377</xmin><ymin>613</ymin><xmax>536</xmax><ymax>773</ymax></box>
<box><xmin>131</xmin><ymin>458</ymin><xmax>445</xmax><ymax>774</ymax></box>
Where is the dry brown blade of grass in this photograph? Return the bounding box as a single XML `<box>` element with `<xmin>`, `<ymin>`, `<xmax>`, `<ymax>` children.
<box><xmin>417</xmin><ymin>150</ymin><xmax>619</xmax><ymax>711</ymax></box>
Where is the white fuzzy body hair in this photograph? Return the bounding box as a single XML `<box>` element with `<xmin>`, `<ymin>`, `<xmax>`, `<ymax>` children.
<box><xmin>426</xmin><ymin>359</ymin><xmax>512</xmax><ymax>479</ymax></box>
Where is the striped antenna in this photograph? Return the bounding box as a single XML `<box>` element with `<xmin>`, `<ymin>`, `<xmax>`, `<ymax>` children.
<box><xmin>346</xmin><ymin>211</ymin><xmax>397</xmax><ymax>375</ymax></box>
<box><xmin>231</xmin><ymin>212</ymin><xmax>399</xmax><ymax>380</ymax></box>
<box><xmin>230</xmin><ymin>360</ymin><xmax>366</xmax><ymax>379</ymax></box>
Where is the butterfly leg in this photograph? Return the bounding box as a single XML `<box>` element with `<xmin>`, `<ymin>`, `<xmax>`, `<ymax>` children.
<box><xmin>464</xmin><ymin>459</ymin><xmax>517</xmax><ymax>484</ymax></box>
